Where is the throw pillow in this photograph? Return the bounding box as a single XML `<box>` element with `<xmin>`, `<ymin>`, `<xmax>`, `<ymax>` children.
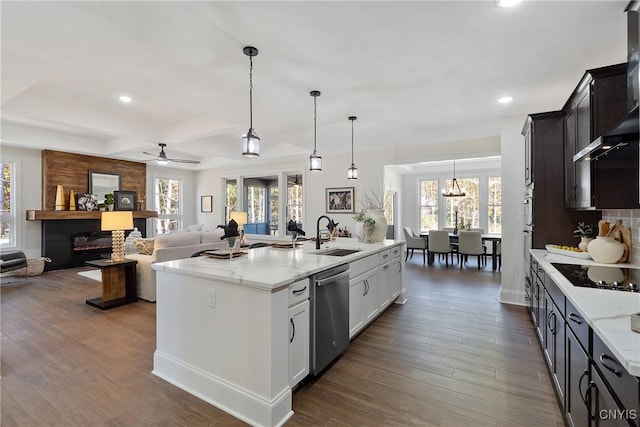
<box><xmin>134</xmin><ymin>238</ymin><xmax>155</xmax><ymax>255</ymax></box>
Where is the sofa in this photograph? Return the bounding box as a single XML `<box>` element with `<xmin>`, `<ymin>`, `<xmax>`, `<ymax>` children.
<box><xmin>127</xmin><ymin>226</ymin><xmax>226</xmax><ymax>302</ymax></box>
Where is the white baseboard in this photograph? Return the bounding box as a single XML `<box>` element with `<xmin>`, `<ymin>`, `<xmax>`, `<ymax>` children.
<box><xmin>153</xmin><ymin>350</ymin><xmax>293</xmax><ymax>427</ymax></box>
<box><xmin>499</xmin><ymin>288</ymin><xmax>528</xmax><ymax>306</ymax></box>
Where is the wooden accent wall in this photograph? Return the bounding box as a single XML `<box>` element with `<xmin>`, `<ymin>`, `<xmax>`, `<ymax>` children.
<box><xmin>41</xmin><ymin>150</ymin><xmax>147</xmax><ymax>211</ymax></box>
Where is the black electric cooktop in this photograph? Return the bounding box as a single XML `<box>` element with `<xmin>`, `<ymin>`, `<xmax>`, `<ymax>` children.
<box><xmin>551</xmin><ymin>263</ymin><xmax>640</xmax><ymax>292</ymax></box>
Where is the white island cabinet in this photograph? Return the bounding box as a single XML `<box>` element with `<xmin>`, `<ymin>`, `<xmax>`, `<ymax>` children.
<box><xmin>151</xmin><ymin>239</ymin><xmax>405</xmax><ymax>427</ymax></box>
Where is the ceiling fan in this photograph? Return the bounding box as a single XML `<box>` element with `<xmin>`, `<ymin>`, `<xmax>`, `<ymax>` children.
<box><xmin>143</xmin><ymin>143</ymin><xmax>200</xmax><ymax>165</ymax></box>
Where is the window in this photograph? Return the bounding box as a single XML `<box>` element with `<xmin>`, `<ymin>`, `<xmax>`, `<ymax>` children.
<box><xmin>0</xmin><ymin>162</ymin><xmax>16</xmax><ymax>248</ymax></box>
<box><xmin>488</xmin><ymin>176</ymin><xmax>502</xmax><ymax>233</ymax></box>
<box><xmin>286</xmin><ymin>174</ymin><xmax>303</xmax><ymax>235</ymax></box>
<box><xmin>225</xmin><ymin>179</ymin><xmax>237</xmax><ymax>223</ymax></box>
<box><xmin>419</xmin><ymin>180</ymin><xmax>438</xmax><ymax>233</ymax></box>
<box><xmin>244</xmin><ymin>176</ymin><xmax>277</xmax><ymax>236</ymax></box>
<box><xmin>446</xmin><ymin>178</ymin><xmax>479</xmax><ymax>229</ymax></box>
<box><xmin>154</xmin><ymin>177</ymin><xmax>182</xmax><ymax>234</ymax></box>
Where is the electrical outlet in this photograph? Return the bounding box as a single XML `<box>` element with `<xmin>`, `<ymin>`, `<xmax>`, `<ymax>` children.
<box><xmin>208</xmin><ymin>288</ymin><xmax>216</xmax><ymax>308</ymax></box>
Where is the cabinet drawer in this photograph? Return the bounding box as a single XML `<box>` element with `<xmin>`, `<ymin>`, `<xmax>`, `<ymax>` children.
<box><xmin>378</xmin><ymin>249</ymin><xmax>391</xmax><ymax>264</ymax></box>
<box><xmin>565</xmin><ymin>298</ymin><xmax>590</xmax><ymax>353</ymax></box>
<box><xmin>350</xmin><ymin>254</ymin><xmax>378</xmax><ymax>278</ymax></box>
<box><xmin>544</xmin><ymin>276</ymin><xmax>565</xmax><ymax>317</ymax></box>
<box><xmin>288</xmin><ymin>278</ymin><xmax>310</xmax><ymax>307</ymax></box>
<box><xmin>389</xmin><ymin>245</ymin><xmax>402</xmax><ymax>259</ymax></box>
<box><xmin>593</xmin><ymin>332</ymin><xmax>640</xmax><ymax>417</ymax></box>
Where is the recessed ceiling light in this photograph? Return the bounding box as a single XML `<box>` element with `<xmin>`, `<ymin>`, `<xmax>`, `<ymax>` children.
<box><xmin>497</xmin><ymin>96</ymin><xmax>514</xmax><ymax>104</ymax></box>
<box><xmin>496</xmin><ymin>0</ymin><xmax>523</xmax><ymax>7</ymax></box>
<box><xmin>118</xmin><ymin>95</ymin><xmax>133</xmax><ymax>103</ymax></box>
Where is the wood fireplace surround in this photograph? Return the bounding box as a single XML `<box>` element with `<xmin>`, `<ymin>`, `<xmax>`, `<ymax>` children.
<box><xmin>27</xmin><ymin>150</ymin><xmax>158</xmax><ymax>271</ymax></box>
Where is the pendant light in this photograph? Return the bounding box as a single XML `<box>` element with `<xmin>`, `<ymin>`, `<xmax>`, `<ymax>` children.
<box><xmin>442</xmin><ymin>160</ymin><xmax>466</xmax><ymax>197</ymax></box>
<box><xmin>347</xmin><ymin>116</ymin><xmax>358</xmax><ymax>180</ymax></box>
<box><xmin>242</xmin><ymin>46</ymin><xmax>260</xmax><ymax>158</ymax></box>
<box><xmin>309</xmin><ymin>90</ymin><xmax>322</xmax><ymax>171</ymax></box>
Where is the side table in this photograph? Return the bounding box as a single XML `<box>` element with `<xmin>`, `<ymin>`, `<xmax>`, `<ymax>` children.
<box><xmin>85</xmin><ymin>259</ymin><xmax>138</xmax><ymax>309</ymax></box>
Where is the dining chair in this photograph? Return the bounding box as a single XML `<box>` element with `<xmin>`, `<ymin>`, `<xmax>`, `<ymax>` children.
<box><xmin>457</xmin><ymin>230</ymin><xmax>485</xmax><ymax>269</ymax></box>
<box><xmin>469</xmin><ymin>228</ymin><xmax>488</xmax><ymax>254</ymax></box>
<box><xmin>440</xmin><ymin>227</ymin><xmax>459</xmax><ymax>254</ymax></box>
<box><xmin>427</xmin><ymin>230</ymin><xmax>455</xmax><ymax>267</ymax></box>
<box><xmin>402</xmin><ymin>227</ymin><xmax>428</xmax><ymax>265</ymax></box>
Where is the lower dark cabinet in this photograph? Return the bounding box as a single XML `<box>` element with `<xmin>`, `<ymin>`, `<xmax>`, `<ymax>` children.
<box><xmin>591</xmin><ymin>367</ymin><xmax>637</xmax><ymax>427</ymax></box>
<box><xmin>543</xmin><ymin>289</ymin><xmax>566</xmax><ymax>405</ymax></box>
<box><xmin>566</xmin><ymin>327</ymin><xmax>590</xmax><ymax>427</ymax></box>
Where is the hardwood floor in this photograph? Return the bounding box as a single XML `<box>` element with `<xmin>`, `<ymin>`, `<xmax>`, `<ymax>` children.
<box><xmin>1</xmin><ymin>258</ymin><xmax>565</xmax><ymax>426</ymax></box>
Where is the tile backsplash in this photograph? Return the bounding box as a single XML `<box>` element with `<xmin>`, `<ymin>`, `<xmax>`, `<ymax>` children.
<box><xmin>602</xmin><ymin>209</ymin><xmax>639</xmax><ymax>266</ymax></box>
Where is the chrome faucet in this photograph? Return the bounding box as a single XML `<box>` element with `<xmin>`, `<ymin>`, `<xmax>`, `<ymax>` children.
<box><xmin>316</xmin><ymin>215</ymin><xmax>332</xmax><ymax>250</ymax></box>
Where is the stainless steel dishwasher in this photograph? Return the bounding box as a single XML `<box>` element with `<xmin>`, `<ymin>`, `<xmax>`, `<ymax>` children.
<box><xmin>309</xmin><ymin>263</ymin><xmax>350</xmax><ymax>376</ymax></box>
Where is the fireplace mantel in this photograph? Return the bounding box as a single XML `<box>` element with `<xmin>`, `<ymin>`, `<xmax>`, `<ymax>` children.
<box><xmin>27</xmin><ymin>210</ymin><xmax>158</xmax><ymax>221</ymax></box>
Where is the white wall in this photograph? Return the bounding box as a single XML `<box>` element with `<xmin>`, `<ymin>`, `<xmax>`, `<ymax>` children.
<box><xmin>499</xmin><ymin>114</ymin><xmax>528</xmax><ymax>305</ymax></box>
<box><xmin>195</xmin><ymin>136</ymin><xmax>500</xmax><ymax>239</ymax></box>
<box><xmin>1</xmin><ymin>145</ymin><xmax>42</xmax><ymax>258</ymax></box>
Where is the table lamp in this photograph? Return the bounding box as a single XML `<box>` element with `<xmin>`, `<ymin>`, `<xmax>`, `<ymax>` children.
<box><xmin>229</xmin><ymin>211</ymin><xmax>248</xmax><ymax>244</ymax></box>
<box><xmin>101</xmin><ymin>211</ymin><xmax>134</xmax><ymax>262</ymax></box>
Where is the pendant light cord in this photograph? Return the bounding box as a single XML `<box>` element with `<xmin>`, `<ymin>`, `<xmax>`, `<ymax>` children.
<box><xmin>350</xmin><ymin>119</ymin><xmax>355</xmax><ymax>164</ymax></box>
<box><xmin>313</xmin><ymin>95</ymin><xmax>317</xmax><ymax>152</ymax></box>
<box><xmin>249</xmin><ymin>55</ymin><xmax>253</xmax><ymax>129</ymax></box>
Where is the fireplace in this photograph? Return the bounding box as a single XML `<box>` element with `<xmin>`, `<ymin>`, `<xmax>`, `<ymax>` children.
<box><xmin>72</xmin><ymin>231</ymin><xmax>112</xmax><ymax>254</ymax></box>
<box><xmin>42</xmin><ymin>218</ymin><xmax>147</xmax><ymax>271</ymax></box>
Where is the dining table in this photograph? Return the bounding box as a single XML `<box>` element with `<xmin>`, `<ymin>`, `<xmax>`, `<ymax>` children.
<box><xmin>419</xmin><ymin>232</ymin><xmax>502</xmax><ymax>271</ymax></box>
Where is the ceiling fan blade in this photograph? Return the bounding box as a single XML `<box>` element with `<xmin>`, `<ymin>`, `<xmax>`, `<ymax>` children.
<box><xmin>142</xmin><ymin>151</ymin><xmax>158</xmax><ymax>157</ymax></box>
<box><xmin>166</xmin><ymin>158</ymin><xmax>201</xmax><ymax>164</ymax></box>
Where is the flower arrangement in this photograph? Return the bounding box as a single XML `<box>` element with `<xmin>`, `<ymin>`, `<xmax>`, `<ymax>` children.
<box><xmin>360</xmin><ymin>187</ymin><xmax>389</xmax><ymax>210</ymax></box>
<box><xmin>573</xmin><ymin>222</ymin><xmax>594</xmax><ymax>238</ymax></box>
<box><xmin>362</xmin><ymin>216</ymin><xmax>376</xmax><ymax>226</ymax></box>
<box><xmin>353</xmin><ymin>210</ymin><xmax>367</xmax><ymax>222</ymax></box>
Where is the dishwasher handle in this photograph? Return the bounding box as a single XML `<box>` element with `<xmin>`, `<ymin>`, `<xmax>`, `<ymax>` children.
<box><xmin>315</xmin><ymin>269</ymin><xmax>350</xmax><ymax>287</ymax></box>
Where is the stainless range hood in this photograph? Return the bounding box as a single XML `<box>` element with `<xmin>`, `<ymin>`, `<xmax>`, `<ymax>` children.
<box><xmin>573</xmin><ymin>106</ymin><xmax>639</xmax><ymax>162</ymax></box>
<box><xmin>574</xmin><ymin>2</ymin><xmax>640</xmax><ymax>162</ymax></box>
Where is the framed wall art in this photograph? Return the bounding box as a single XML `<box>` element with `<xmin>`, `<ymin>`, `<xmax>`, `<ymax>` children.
<box><xmin>201</xmin><ymin>195</ymin><xmax>213</xmax><ymax>213</ymax></box>
<box><xmin>325</xmin><ymin>187</ymin><xmax>354</xmax><ymax>213</ymax></box>
<box><xmin>114</xmin><ymin>191</ymin><xmax>136</xmax><ymax>211</ymax></box>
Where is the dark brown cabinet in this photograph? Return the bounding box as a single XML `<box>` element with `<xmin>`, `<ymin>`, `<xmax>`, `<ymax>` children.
<box><xmin>543</xmin><ymin>287</ymin><xmax>566</xmax><ymax>405</ymax></box>
<box><xmin>563</xmin><ymin>63</ymin><xmax>633</xmax><ymax>210</ymax></box>
<box><xmin>523</xmin><ymin>113</ymin><xmax>601</xmax><ymax>248</ymax></box>
<box><xmin>566</xmin><ymin>327</ymin><xmax>590</xmax><ymax>427</ymax></box>
<box><xmin>528</xmin><ymin>259</ymin><xmax>640</xmax><ymax>427</ymax></box>
<box><xmin>566</xmin><ymin>299</ymin><xmax>591</xmax><ymax>427</ymax></box>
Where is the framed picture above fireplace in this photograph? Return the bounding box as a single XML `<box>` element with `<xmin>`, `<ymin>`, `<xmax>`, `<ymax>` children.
<box><xmin>114</xmin><ymin>191</ymin><xmax>136</xmax><ymax>211</ymax></box>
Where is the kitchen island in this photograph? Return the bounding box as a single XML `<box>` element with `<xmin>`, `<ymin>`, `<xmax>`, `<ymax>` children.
<box><xmin>151</xmin><ymin>239</ymin><xmax>405</xmax><ymax>427</ymax></box>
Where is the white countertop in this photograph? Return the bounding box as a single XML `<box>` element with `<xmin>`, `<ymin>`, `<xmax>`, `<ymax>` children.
<box><xmin>531</xmin><ymin>249</ymin><xmax>640</xmax><ymax>377</ymax></box>
<box><xmin>152</xmin><ymin>238</ymin><xmax>403</xmax><ymax>291</ymax></box>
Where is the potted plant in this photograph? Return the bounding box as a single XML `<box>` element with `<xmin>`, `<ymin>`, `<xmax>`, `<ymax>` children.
<box><xmin>573</xmin><ymin>222</ymin><xmax>594</xmax><ymax>250</ymax></box>
<box><xmin>98</xmin><ymin>203</ymin><xmax>106</xmax><ymax>212</ymax></box>
<box><xmin>353</xmin><ymin>210</ymin><xmax>374</xmax><ymax>242</ymax></box>
<box><xmin>104</xmin><ymin>193</ymin><xmax>115</xmax><ymax>211</ymax></box>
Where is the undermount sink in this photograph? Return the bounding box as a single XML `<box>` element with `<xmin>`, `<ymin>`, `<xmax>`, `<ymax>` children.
<box><xmin>314</xmin><ymin>248</ymin><xmax>361</xmax><ymax>257</ymax></box>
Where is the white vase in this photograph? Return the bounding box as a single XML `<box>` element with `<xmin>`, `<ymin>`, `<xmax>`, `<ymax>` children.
<box><xmin>363</xmin><ymin>223</ymin><xmax>375</xmax><ymax>243</ymax></box>
<box><xmin>366</xmin><ymin>209</ymin><xmax>388</xmax><ymax>243</ymax></box>
<box><xmin>587</xmin><ymin>236</ymin><xmax>625</xmax><ymax>264</ymax></box>
<box><xmin>355</xmin><ymin>222</ymin><xmax>365</xmax><ymax>242</ymax></box>
<box><xmin>578</xmin><ymin>237</ymin><xmax>592</xmax><ymax>251</ymax></box>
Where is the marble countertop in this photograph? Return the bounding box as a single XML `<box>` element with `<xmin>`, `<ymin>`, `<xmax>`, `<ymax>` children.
<box><xmin>152</xmin><ymin>238</ymin><xmax>403</xmax><ymax>291</ymax></box>
<box><xmin>531</xmin><ymin>249</ymin><xmax>640</xmax><ymax>377</ymax></box>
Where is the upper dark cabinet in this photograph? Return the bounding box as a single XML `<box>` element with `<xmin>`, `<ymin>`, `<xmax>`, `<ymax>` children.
<box><xmin>563</xmin><ymin>63</ymin><xmax>634</xmax><ymax>209</ymax></box>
